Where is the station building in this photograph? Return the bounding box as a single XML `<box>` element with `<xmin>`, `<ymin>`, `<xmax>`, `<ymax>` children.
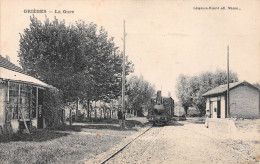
<box><xmin>202</xmin><ymin>81</ymin><xmax>260</xmax><ymax>119</ymax></box>
<box><xmin>0</xmin><ymin>55</ymin><xmax>51</xmax><ymax>134</ymax></box>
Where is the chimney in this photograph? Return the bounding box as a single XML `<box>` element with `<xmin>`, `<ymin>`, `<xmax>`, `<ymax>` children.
<box><xmin>156</xmin><ymin>90</ymin><xmax>162</xmax><ymax>104</ymax></box>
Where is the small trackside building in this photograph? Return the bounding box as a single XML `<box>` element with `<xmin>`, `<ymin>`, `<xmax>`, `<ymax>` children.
<box><xmin>0</xmin><ymin>55</ymin><xmax>51</xmax><ymax>134</ymax></box>
<box><xmin>202</xmin><ymin>81</ymin><xmax>260</xmax><ymax>119</ymax></box>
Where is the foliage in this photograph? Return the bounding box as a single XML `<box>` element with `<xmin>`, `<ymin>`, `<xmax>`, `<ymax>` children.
<box><xmin>43</xmin><ymin>88</ymin><xmax>64</xmax><ymax>128</ymax></box>
<box><xmin>126</xmin><ymin>75</ymin><xmax>156</xmax><ymax>115</ymax></box>
<box><xmin>176</xmin><ymin>69</ymin><xmax>239</xmax><ymax>115</ymax></box>
<box><xmin>253</xmin><ymin>82</ymin><xmax>260</xmax><ymax>88</ymax></box>
<box><xmin>18</xmin><ymin>16</ymin><xmax>133</xmax><ymax>104</ymax></box>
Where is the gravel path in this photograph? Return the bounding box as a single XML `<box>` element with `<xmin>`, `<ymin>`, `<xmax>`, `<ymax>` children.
<box><xmin>105</xmin><ymin>121</ymin><xmax>259</xmax><ymax>164</ymax></box>
<box><xmin>105</xmin><ymin>127</ymin><xmax>162</xmax><ymax>164</ymax></box>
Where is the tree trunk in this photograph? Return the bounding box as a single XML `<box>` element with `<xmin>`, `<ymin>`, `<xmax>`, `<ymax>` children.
<box><xmin>89</xmin><ymin>109</ymin><xmax>92</xmax><ymax>121</ymax></box>
<box><xmin>69</xmin><ymin>109</ymin><xmax>72</xmax><ymax>126</ymax></box>
<box><xmin>100</xmin><ymin>108</ymin><xmax>102</xmax><ymax>120</ymax></box>
<box><xmin>62</xmin><ymin>109</ymin><xmax>65</xmax><ymax>124</ymax></box>
<box><xmin>87</xmin><ymin>100</ymin><xmax>90</xmax><ymax>119</ymax></box>
<box><xmin>184</xmin><ymin>106</ymin><xmax>188</xmax><ymax>115</ymax></box>
<box><xmin>95</xmin><ymin>109</ymin><xmax>97</xmax><ymax>122</ymax></box>
<box><xmin>75</xmin><ymin>98</ymin><xmax>79</xmax><ymax>122</ymax></box>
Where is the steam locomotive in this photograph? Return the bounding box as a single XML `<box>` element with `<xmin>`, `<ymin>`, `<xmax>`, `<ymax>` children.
<box><xmin>147</xmin><ymin>91</ymin><xmax>174</xmax><ymax>125</ymax></box>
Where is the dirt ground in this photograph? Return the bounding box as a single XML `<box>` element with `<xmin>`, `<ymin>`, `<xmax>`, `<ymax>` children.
<box><xmin>106</xmin><ymin>118</ymin><xmax>260</xmax><ymax>164</ymax></box>
<box><xmin>0</xmin><ymin>117</ymin><xmax>259</xmax><ymax>164</ymax></box>
<box><xmin>138</xmin><ymin>122</ymin><xmax>259</xmax><ymax>164</ymax></box>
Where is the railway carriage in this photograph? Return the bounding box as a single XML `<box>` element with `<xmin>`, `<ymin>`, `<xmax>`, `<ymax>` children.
<box><xmin>147</xmin><ymin>91</ymin><xmax>174</xmax><ymax>125</ymax></box>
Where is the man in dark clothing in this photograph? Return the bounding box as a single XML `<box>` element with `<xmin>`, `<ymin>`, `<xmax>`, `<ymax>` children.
<box><xmin>117</xmin><ymin>110</ymin><xmax>123</xmax><ymax>130</ymax></box>
<box><xmin>117</xmin><ymin>110</ymin><xmax>123</xmax><ymax>119</ymax></box>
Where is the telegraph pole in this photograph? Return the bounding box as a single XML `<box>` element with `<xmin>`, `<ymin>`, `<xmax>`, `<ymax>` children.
<box><xmin>227</xmin><ymin>45</ymin><xmax>230</xmax><ymax>118</ymax></box>
<box><xmin>122</xmin><ymin>20</ymin><xmax>126</xmax><ymax>129</ymax></box>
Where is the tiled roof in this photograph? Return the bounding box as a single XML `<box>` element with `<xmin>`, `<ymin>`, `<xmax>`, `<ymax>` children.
<box><xmin>202</xmin><ymin>81</ymin><xmax>259</xmax><ymax>97</ymax></box>
<box><xmin>0</xmin><ymin>55</ymin><xmax>51</xmax><ymax>88</ymax></box>
<box><xmin>0</xmin><ymin>55</ymin><xmax>27</xmax><ymax>74</ymax></box>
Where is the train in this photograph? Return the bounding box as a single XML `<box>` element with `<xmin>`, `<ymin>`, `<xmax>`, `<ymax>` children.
<box><xmin>147</xmin><ymin>91</ymin><xmax>174</xmax><ymax>125</ymax></box>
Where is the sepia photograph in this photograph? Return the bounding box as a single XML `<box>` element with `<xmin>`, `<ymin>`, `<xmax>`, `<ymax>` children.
<box><xmin>0</xmin><ymin>0</ymin><xmax>259</xmax><ymax>163</ymax></box>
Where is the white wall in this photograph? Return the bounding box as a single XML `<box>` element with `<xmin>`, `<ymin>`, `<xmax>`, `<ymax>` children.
<box><xmin>205</xmin><ymin>98</ymin><xmax>210</xmax><ymax>115</ymax></box>
<box><xmin>0</xmin><ymin>83</ymin><xmax>6</xmax><ymax>126</ymax></box>
<box><xmin>221</xmin><ymin>95</ymin><xmax>226</xmax><ymax>118</ymax></box>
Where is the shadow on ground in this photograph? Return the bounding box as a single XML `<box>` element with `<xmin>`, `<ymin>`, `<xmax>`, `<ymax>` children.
<box><xmin>0</xmin><ymin>130</ymin><xmax>69</xmax><ymax>143</ymax></box>
<box><xmin>77</xmin><ymin>124</ymin><xmax>139</xmax><ymax>131</ymax></box>
<box><xmin>167</xmin><ymin>121</ymin><xmax>184</xmax><ymax>126</ymax></box>
<box><xmin>58</xmin><ymin>119</ymin><xmax>146</xmax><ymax>132</ymax></box>
<box><xmin>0</xmin><ymin>119</ymin><xmax>147</xmax><ymax>143</ymax></box>
<box><xmin>185</xmin><ymin>117</ymin><xmax>205</xmax><ymax>124</ymax></box>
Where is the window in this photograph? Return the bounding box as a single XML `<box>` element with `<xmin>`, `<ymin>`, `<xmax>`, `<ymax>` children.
<box><xmin>8</xmin><ymin>83</ymin><xmax>35</xmax><ymax>120</ymax></box>
<box><xmin>8</xmin><ymin>83</ymin><xmax>19</xmax><ymax>119</ymax></box>
<box><xmin>20</xmin><ymin>84</ymin><xmax>31</xmax><ymax>119</ymax></box>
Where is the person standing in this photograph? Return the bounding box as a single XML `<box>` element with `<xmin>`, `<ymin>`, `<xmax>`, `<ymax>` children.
<box><xmin>122</xmin><ymin>111</ymin><xmax>126</xmax><ymax>129</ymax></box>
<box><xmin>117</xmin><ymin>110</ymin><xmax>123</xmax><ymax>130</ymax></box>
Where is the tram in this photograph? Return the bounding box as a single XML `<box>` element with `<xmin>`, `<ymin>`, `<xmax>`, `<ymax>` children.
<box><xmin>147</xmin><ymin>91</ymin><xmax>174</xmax><ymax>126</ymax></box>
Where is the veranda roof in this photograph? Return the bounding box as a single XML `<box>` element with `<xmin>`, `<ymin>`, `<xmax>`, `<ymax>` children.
<box><xmin>0</xmin><ymin>55</ymin><xmax>50</xmax><ymax>88</ymax></box>
<box><xmin>0</xmin><ymin>67</ymin><xmax>51</xmax><ymax>88</ymax></box>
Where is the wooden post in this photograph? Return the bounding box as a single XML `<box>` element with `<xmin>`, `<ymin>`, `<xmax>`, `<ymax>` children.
<box><xmin>122</xmin><ymin>20</ymin><xmax>126</xmax><ymax>130</ymax></box>
<box><xmin>4</xmin><ymin>81</ymin><xmax>11</xmax><ymax>134</ymax></box>
<box><xmin>7</xmin><ymin>81</ymin><xmax>9</xmax><ymax>102</ymax></box>
<box><xmin>4</xmin><ymin>81</ymin><xmax>9</xmax><ymax>125</ymax></box>
<box><xmin>227</xmin><ymin>46</ymin><xmax>230</xmax><ymax>118</ymax></box>
<box><xmin>29</xmin><ymin>87</ymin><xmax>32</xmax><ymax>120</ymax></box>
<box><xmin>18</xmin><ymin>84</ymin><xmax>30</xmax><ymax>135</ymax></box>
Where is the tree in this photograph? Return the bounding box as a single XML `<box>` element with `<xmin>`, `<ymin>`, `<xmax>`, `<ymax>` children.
<box><xmin>19</xmin><ymin>16</ymin><xmax>91</xmax><ymax>102</ymax></box>
<box><xmin>175</xmin><ymin>74</ymin><xmax>193</xmax><ymax>115</ymax></box>
<box><xmin>126</xmin><ymin>75</ymin><xmax>155</xmax><ymax>116</ymax></box>
<box><xmin>175</xmin><ymin>70</ymin><xmax>239</xmax><ymax>115</ymax></box>
<box><xmin>253</xmin><ymin>82</ymin><xmax>260</xmax><ymax>88</ymax></box>
<box><xmin>43</xmin><ymin>88</ymin><xmax>64</xmax><ymax>128</ymax></box>
<box><xmin>18</xmin><ymin>16</ymin><xmax>133</xmax><ymax>122</ymax></box>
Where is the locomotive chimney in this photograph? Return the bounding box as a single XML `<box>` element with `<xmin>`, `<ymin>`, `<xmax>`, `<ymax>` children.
<box><xmin>157</xmin><ymin>90</ymin><xmax>162</xmax><ymax>104</ymax></box>
<box><xmin>157</xmin><ymin>90</ymin><xmax>162</xmax><ymax>97</ymax></box>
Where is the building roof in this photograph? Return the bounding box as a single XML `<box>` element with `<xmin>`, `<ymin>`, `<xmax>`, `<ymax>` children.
<box><xmin>0</xmin><ymin>55</ymin><xmax>27</xmax><ymax>74</ymax></box>
<box><xmin>202</xmin><ymin>81</ymin><xmax>259</xmax><ymax>97</ymax></box>
<box><xmin>0</xmin><ymin>55</ymin><xmax>51</xmax><ymax>88</ymax></box>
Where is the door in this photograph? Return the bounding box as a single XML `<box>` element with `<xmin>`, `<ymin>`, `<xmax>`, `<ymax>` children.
<box><xmin>217</xmin><ymin>101</ymin><xmax>221</xmax><ymax>118</ymax></box>
<box><xmin>211</xmin><ymin>101</ymin><xmax>218</xmax><ymax>118</ymax></box>
<box><xmin>37</xmin><ymin>89</ymin><xmax>44</xmax><ymax>129</ymax></box>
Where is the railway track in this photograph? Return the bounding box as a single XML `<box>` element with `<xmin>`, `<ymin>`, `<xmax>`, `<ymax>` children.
<box><xmin>101</xmin><ymin>125</ymin><xmax>163</xmax><ymax>164</ymax></box>
<box><xmin>87</xmin><ymin>120</ymin><xmax>257</xmax><ymax>164</ymax></box>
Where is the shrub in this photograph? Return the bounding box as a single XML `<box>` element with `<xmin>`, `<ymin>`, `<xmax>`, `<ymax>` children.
<box><xmin>43</xmin><ymin>88</ymin><xmax>65</xmax><ymax>129</ymax></box>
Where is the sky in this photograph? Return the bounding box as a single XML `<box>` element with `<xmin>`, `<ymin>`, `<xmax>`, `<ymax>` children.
<box><xmin>0</xmin><ymin>0</ymin><xmax>259</xmax><ymax>99</ymax></box>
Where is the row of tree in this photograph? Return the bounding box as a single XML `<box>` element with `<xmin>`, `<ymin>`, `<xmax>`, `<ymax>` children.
<box><xmin>175</xmin><ymin>69</ymin><xmax>239</xmax><ymax>115</ymax></box>
<box><xmin>18</xmin><ymin>16</ymin><xmax>133</xmax><ymax>126</ymax></box>
<box><xmin>126</xmin><ymin>75</ymin><xmax>156</xmax><ymax>116</ymax></box>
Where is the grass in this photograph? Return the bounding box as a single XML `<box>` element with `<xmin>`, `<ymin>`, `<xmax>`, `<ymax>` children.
<box><xmin>0</xmin><ymin>118</ymin><xmax>148</xmax><ymax>164</ymax></box>
<box><xmin>1</xmin><ymin>133</ymin><xmax>122</xmax><ymax>164</ymax></box>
